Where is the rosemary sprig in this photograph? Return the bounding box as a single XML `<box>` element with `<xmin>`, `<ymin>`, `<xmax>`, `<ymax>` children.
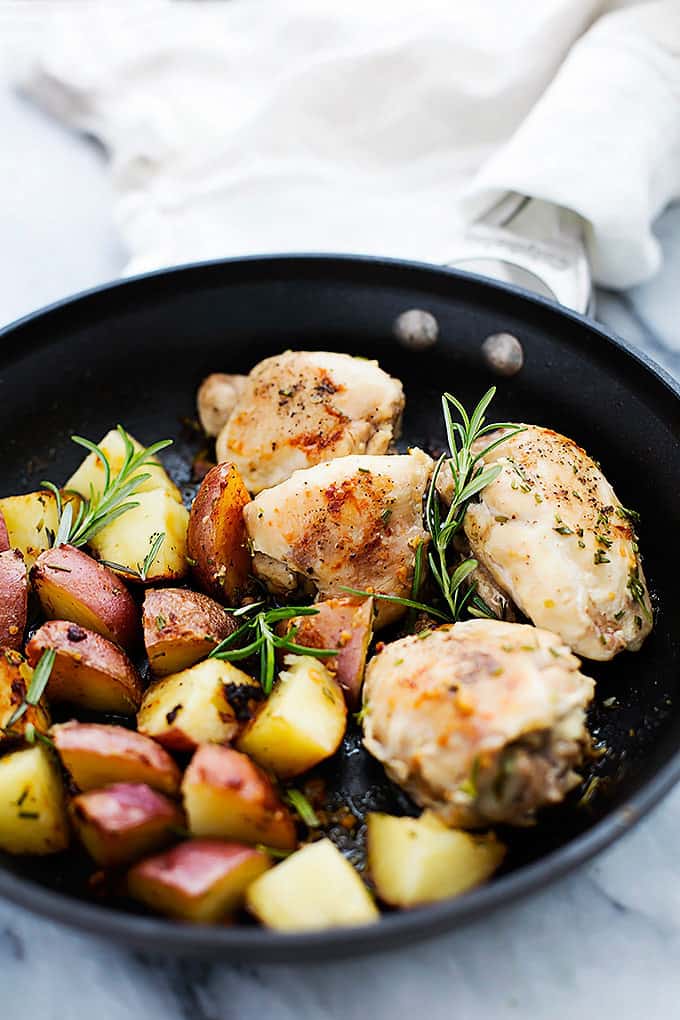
<box><xmin>425</xmin><ymin>388</ymin><xmax>525</xmax><ymax>621</ymax></box>
<box><xmin>209</xmin><ymin>604</ymin><xmax>336</xmax><ymax>695</ymax></box>
<box><xmin>5</xmin><ymin>649</ymin><xmax>56</xmax><ymax>730</ymax></box>
<box><xmin>42</xmin><ymin>426</ymin><xmax>172</xmax><ymax>549</ymax></box>
<box><xmin>283</xmin><ymin>788</ymin><xmax>320</xmax><ymax>827</ymax></box>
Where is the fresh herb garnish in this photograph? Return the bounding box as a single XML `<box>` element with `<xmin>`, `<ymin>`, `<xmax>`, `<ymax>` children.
<box><xmin>627</xmin><ymin>565</ymin><xmax>652</xmax><ymax>622</ymax></box>
<box><xmin>5</xmin><ymin>649</ymin><xmax>56</xmax><ymax>730</ymax></box>
<box><xmin>43</xmin><ymin>427</ymin><xmax>172</xmax><ymax>548</ymax></box>
<box><xmin>283</xmin><ymin>788</ymin><xmax>320</xmax><ymax>828</ymax></box>
<box><xmin>209</xmin><ymin>604</ymin><xmax>336</xmax><ymax>695</ymax></box>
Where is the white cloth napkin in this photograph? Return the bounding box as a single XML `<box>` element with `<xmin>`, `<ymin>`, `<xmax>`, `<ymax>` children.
<box><xmin>13</xmin><ymin>0</ymin><xmax>680</xmax><ymax>289</ymax></box>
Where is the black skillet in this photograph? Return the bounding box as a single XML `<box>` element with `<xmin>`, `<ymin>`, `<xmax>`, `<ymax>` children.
<box><xmin>1</xmin><ymin>254</ymin><xmax>679</xmax><ymax>962</ymax></box>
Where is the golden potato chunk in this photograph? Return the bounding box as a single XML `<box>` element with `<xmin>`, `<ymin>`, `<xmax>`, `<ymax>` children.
<box><xmin>89</xmin><ymin>490</ymin><xmax>189</xmax><ymax>584</ymax></box>
<box><xmin>182</xmin><ymin>744</ymin><xmax>297</xmax><ymax>850</ymax></box>
<box><xmin>0</xmin><ymin>745</ymin><xmax>69</xmax><ymax>854</ymax></box>
<box><xmin>26</xmin><ymin>621</ymin><xmax>143</xmax><ymax>715</ymax></box>
<box><xmin>246</xmin><ymin>838</ymin><xmax>378</xmax><ymax>931</ymax></box>
<box><xmin>70</xmin><ymin>782</ymin><xmax>183</xmax><ymax>868</ymax></box>
<box><xmin>51</xmin><ymin>721</ymin><xmax>181</xmax><ymax>795</ymax></box>
<box><xmin>0</xmin><ymin>490</ymin><xmax>59</xmax><ymax>569</ymax></box>
<box><xmin>142</xmin><ymin>587</ymin><xmax>237</xmax><ymax>677</ymax></box>
<box><xmin>65</xmin><ymin>427</ymin><xmax>182</xmax><ymax>504</ymax></box>
<box><xmin>187</xmin><ymin>462</ymin><xmax>251</xmax><ymax>603</ymax></box>
<box><xmin>137</xmin><ymin>658</ymin><xmax>262</xmax><ymax>752</ymax></box>
<box><xmin>127</xmin><ymin>839</ymin><xmax>270</xmax><ymax>923</ymax></box>
<box><xmin>0</xmin><ymin>650</ymin><xmax>50</xmax><ymax>746</ymax></box>
<box><xmin>367</xmin><ymin>811</ymin><xmax>505</xmax><ymax>908</ymax></box>
<box><xmin>31</xmin><ymin>545</ymin><xmax>139</xmax><ymax>649</ymax></box>
<box><xmin>238</xmin><ymin>655</ymin><xmax>346</xmax><ymax>778</ymax></box>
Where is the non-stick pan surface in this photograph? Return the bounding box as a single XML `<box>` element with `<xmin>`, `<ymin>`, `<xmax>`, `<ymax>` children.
<box><xmin>1</xmin><ymin>255</ymin><xmax>679</xmax><ymax>961</ymax></box>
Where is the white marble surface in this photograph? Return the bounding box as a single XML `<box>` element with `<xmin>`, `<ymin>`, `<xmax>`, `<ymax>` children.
<box><xmin>2</xmin><ymin>82</ymin><xmax>680</xmax><ymax>1020</ymax></box>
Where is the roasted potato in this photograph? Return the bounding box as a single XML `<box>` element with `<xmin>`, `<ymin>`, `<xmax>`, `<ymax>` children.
<box><xmin>70</xmin><ymin>782</ymin><xmax>184</xmax><ymax>868</ymax></box>
<box><xmin>182</xmin><ymin>744</ymin><xmax>297</xmax><ymax>850</ymax></box>
<box><xmin>367</xmin><ymin>811</ymin><xmax>505</xmax><ymax>908</ymax></box>
<box><xmin>238</xmin><ymin>654</ymin><xmax>346</xmax><ymax>778</ymax></box>
<box><xmin>187</xmin><ymin>462</ymin><xmax>251</xmax><ymax>603</ymax></box>
<box><xmin>137</xmin><ymin>658</ymin><xmax>262</xmax><ymax>752</ymax></box>
<box><xmin>197</xmin><ymin>373</ymin><xmax>248</xmax><ymax>438</ymax></box>
<box><xmin>284</xmin><ymin>597</ymin><xmax>374</xmax><ymax>708</ymax></box>
<box><xmin>51</xmin><ymin>721</ymin><xmax>181</xmax><ymax>795</ymax></box>
<box><xmin>0</xmin><ymin>649</ymin><xmax>50</xmax><ymax>745</ymax></box>
<box><xmin>89</xmin><ymin>489</ymin><xmax>189</xmax><ymax>584</ymax></box>
<box><xmin>0</xmin><ymin>549</ymin><xmax>28</xmax><ymax>650</ymax></box>
<box><xmin>0</xmin><ymin>511</ymin><xmax>10</xmax><ymax>552</ymax></box>
<box><xmin>65</xmin><ymin>427</ymin><xmax>182</xmax><ymax>504</ymax></box>
<box><xmin>0</xmin><ymin>490</ymin><xmax>59</xmax><ymax>569</ymax></box>
<box><xmin>0</xmin><ymin>745</ymin><xmax>69</xmax><ymax>854</ymax></box>
<box><xmin>26</xmin><ymin>621</ymin><xmax>143</xmax><ymax>715</ymax></box>
<box><xmin>31</xmin><ymin>544</ymin><xmax>139</xmax><ymax>649</ymax></box>
<box><xmin>127</xmin><ymin>839</ymin><xmax>270</xmax><ymax>923</ymax></box>
<box><xmin>246</xmin><ymin>838</ymin><xmax>378</xmax><ymax>931</ymax></box>
<box><xmin>143</xmin><ymin>587</ymin><xmax>237</xmax><ymax>676</ymax></box>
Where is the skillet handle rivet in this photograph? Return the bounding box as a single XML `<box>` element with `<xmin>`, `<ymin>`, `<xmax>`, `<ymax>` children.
<box><xmin>481</xmin><ymin>332</ymin><xmax>524</xmax><ymax>376</ymax></box>
<box><xmin>393</xmin><ymin>309</ymin><xmax>439</xmax><ymax>351</ymax></box>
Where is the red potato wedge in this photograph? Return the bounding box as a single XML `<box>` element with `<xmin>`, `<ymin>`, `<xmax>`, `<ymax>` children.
<box><xmin>187</xmin><ymin>462</ymin><xmax>251</xmax><ymax>603</ymax></box>
<box><xmin>182</xmin><ymin>744</ymin><xmax>297</xmax><ymax>850</ymax></box>
<box><xmin>127</xmin><ymin>839</ymin><xmax>270</xmax><ymax>923</ymax></box>
<box><xmin>0</xmin><ymin>549</ymin><xmax>28</xmax><ymax>650</ymax></box>
<box><xmin>0</xmin><ymin>745</ymin><xmax>69</xmax><ymax>854</ymax></box>
<box><xmin>0</xmin><ymin>490</ymin><xmax>59</xmax><ymax>569</ymax></box>
<box><xmin>0</xmin><ymin>650</ymin><xmax>50</xmax><ymax>746</ymax></box>
<box><xmin>0</xmin><ymin>511</ymin><xmax>10</xmax><ymax>553</ymax></box>
<box><xmin>26</xmin><ymin>621</ymin><xmax>143</xmax><ymax>715</ymax></box>
<box><xmin>137</xmin><ymin>658</ymin><xmax>263</xmax><ymax>752</ymax></box>
<box><xmin>284</xmin><ymin>597</ymin><xmax>374</xmax><ymax>709</ymax></box>
<box><xmin>143</xmin><ymin>587</ymin><xmax>237</xmax><ymax>677</ymax></box>
<box><xmin>31</xmin><ymin>544</ymin><xmax>139</xmax><ymax>650</ymax></box>
<box><xmin>70</xmin><ymin>782</ymin><xmax>184</xmax><ymax>869</ymax></box>
<box><xmin>51</xmin><ymin>721</ymin><xmax>181</xmax><ymax>795</ymax></box>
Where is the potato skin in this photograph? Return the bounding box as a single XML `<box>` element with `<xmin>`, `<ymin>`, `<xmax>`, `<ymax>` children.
<box><xmin>187</xmin><ymin>463</ymin><xmax>251</xmax><ymax>603</ymax></box>
<box><xmin>51</xmin><ymin>721</ymin><xmax>181</xmax><ymax>795</ymax></box>
<box><xmin>0</xmin><ymin>549</ymin><xmax>28</xmax><ymax>650</ymax></box>
<box><xmin>31</xmin><ymin>544</ymin><xmax>139</xmax><ymax>650</ymax></box>
<box><xmin>0</xmin><ymin>511</ymin><xmax>9</xmax><ymax>553</ymax></box>
<box><xmin>285</xmin><ymin>597</ymin><xmax>374</xmax><ymax>709</ymax></box>
<box><xmin>182</xmin><ymin>744</ymin><xmax>297</xmax><ymax>850</ymax></box>
<box><xmin>0</xmin><ymin>649</ymin><xmax>51</xmax><ymax>745</ymax></box>
<box><xmin>26</xmin><ymin>621</ymin><xmax>143</xmax><ymax>715</ymax></box>
<box><xmin>127</xmin><ymin>838</ymin><xmax>270</xmax><ymax>923</ymax></box>
<box><xmin>70</xmin><ymin>782</ymin><xmax>183</xmax><ymax>868</ymax></box>
<box><xmin>143</xmin><ymin>587</ymin><xmax>237</xmax><ymax>676</ymax></box>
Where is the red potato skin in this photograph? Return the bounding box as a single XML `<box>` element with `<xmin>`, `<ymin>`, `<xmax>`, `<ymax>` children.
<box><xmin>70</xmin><ymin>782</ymin><xmax>183</xmax><ymax>868</ymax></box>
<box><xmin>0</xmin><ymin>511</ymin><xmax>9</xmax><ymax>553</ymax></box>
<box><xmin>187</xmin><ymin>463</ymin><xmax>251</xmax><ymax>603</ymax></box>
<box><xmin>0</xmin><ymin>549</ymin><xmax>28</xmax><ymax>650</ymax></box>
<box><xmin>142</xmin><ymin>587</ymin><xmax>237</xmax><ymax>676</ymax></box>
<box><xmin>26</xmin><ymin>621</ymin><xmax>143</xmax><ymax>714</ymax></box>
<box><xmin>51</xmin><ymin>721</ymin><xmax>181</xmax><ymax>795</ymax></box>
<box><xmin>31</xmin><ymin>544</ymin><xmax>139</xmax><ymax>650</ymax></box>
<box><xmin>128</xmin><ymin>838</ymin><xmax>268</xmax><ymax>899</ymax></box>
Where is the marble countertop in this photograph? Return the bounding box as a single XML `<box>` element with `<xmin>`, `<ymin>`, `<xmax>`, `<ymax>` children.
<box><xmin>2</xmin><ymin>84</ymin><xmax>680</xmax><ymax>1020</ymax></box>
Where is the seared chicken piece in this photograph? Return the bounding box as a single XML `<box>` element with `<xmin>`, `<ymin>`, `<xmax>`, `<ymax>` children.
<box><xmin>445</xmin><ymin>425</ymin><xmax>651</xmax><ymax>661</ymax></box>
<box><xmin>215</xmin><ymin>351</ymin><xmax>404</xmax><ymax>493</ymax></box>
<box><xmin>243</xmin><ymin>450</ymin><xmax>433</xmax><ymax>626</ymax></box>
<box><xmin>197</xmin><ymin>373</ymin><xmax>248</xmax><ymax>437</ymax></box>
<box><xmin>363</xmin><ymin>620</ymin><xmax>594</xmax><ymax>828</ymax></box>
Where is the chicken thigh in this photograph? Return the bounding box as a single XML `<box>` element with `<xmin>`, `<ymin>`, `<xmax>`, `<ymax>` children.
<box><xmin>457</xmin><ymin>425</ymin><xmax>652</xmax><ymax>661</ymax></box>
<box><xmin>215</xmin><ymin>351</ymin><xmax>404</xmax><ymax>493</ymax></box>
<box><xmin>243</xmin><ymin>450</ymin><xmax>433</xmax><ymax>626</ymax></box>
<box><xmin>362</xmin><ymin>619</ymin><xmax>594</xmax><ymax>828</ymax></box>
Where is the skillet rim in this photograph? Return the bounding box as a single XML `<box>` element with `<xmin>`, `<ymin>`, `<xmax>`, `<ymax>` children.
<box><xmin>1</xmin><ymin>252</ymin><xmax>679</xmax><ymax>961</ymax></box>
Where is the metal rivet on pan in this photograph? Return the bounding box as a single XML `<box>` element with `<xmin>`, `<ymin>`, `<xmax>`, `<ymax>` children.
<box><xmin>481</xmin><ymin>332</ymin><xmax>524</xmax><ymax>376</ymax></box>
<box><xmin>393</xmin><ymin>309</ymin><xmax>439</xmax><ymax>350</ymax></box>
